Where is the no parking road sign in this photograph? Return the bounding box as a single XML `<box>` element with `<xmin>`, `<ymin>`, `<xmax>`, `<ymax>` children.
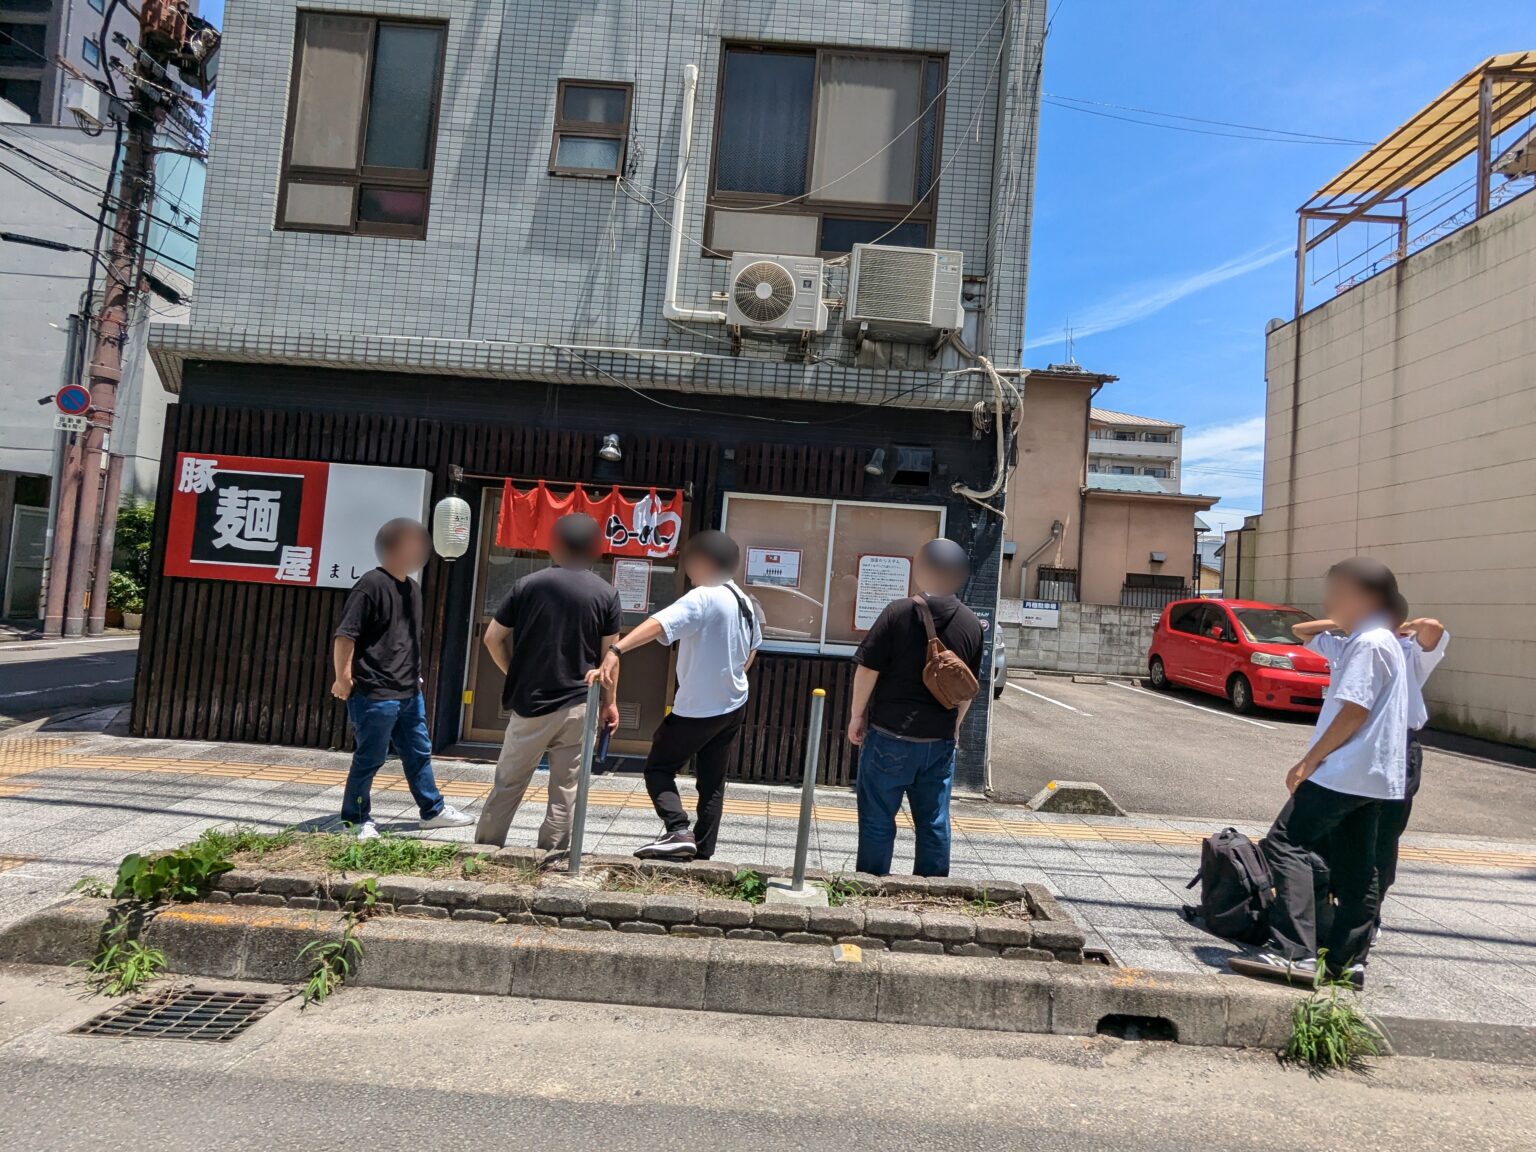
<box><xmin>55</xmin><ymin>384</ymin><xmax>91</xmax><ymax>415</ymax></box>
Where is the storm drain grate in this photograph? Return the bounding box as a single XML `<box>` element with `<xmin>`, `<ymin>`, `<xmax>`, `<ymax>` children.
<box><xmin>71</xmin><ymin>988</ymin><xmax>285</xmax><ymax>1043</ymax></box>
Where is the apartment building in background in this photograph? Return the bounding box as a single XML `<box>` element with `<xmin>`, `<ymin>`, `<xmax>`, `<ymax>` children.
<box><xmin>0</xmin><ymin>0</ymin><xmax>151</xmax><ymax>124</ymax></box>
<box><xmin>1087</xmin><ymin>407</ymin><xmax>1181</xmax><ymax>493</ymax></box>
<box><xmin>1241</xmin><ymin>54</ymin><xmax>1536</xmax><ymax>747</ymax></box>
<box><xmin>137</xmin><ymin>0</ymin><xmax>1046</xmax><ymax>792</ymax></box>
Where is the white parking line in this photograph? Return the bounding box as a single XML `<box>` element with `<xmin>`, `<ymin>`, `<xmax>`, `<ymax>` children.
<box><xmin>1109</xmin><ymin>680</ymin><xmax>1277</xmax><ymax>729</ymax></box>
<box><xmin>1005</xmin><ymin>681</ymin><xmax>1091</xmax><ymax>717</ymax></box>
<box><xmin>0</xmin><ymin>676</ymin><xmax>135</xmax><ymax>701</ymax></box>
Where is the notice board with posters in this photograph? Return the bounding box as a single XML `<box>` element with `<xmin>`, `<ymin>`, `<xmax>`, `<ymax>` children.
<box><xmin>163</xmin><ymin>453</ymin><xmax>431</xmax><ymax>588</ymax></box>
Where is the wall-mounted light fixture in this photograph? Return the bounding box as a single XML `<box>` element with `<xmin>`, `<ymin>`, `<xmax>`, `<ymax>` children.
<box><xmin>1149</xmin><ymin>551</ymin><xmax>1167</xmax><ymax>564</ymax></box>
<box><xmin>432</xmin><ymin>465</ymin><xmax>472</xmax><ymax>560</ymax></box>
<box><xmin>598</xmin><ymin>433</ymin><xmax>623</xmax><ymax>462</ymax></box>
<box><xmin>865</xmin><ymin>447</ymin><xmax>886</xmax><ymax>477</ymax></box>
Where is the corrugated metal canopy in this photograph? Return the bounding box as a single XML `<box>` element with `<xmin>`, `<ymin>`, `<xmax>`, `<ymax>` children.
<box><xmin>1306</xmin><ymin>52</ymin><xmax>1536</xmax><ymax>206</ymax></box>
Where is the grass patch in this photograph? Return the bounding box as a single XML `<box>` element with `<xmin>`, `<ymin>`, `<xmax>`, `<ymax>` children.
<box><xmin>1283</xmin><ymin>961</ymin><xmax>1383</xmax><ymax>1072</ymax></box>
<box><xmin>323</xmin><ymin>835</ymin><xmax>460</xmax><ymax>875</ymax></box>
<box><xmin>820</xmin><ymin>876</ymin><xmax>868</xmax><ymax>907</ymax></box>
<box><xmin>194</xmin><ymin>825</ymin><xmax>299</xmax><ymax>859</ymax></box>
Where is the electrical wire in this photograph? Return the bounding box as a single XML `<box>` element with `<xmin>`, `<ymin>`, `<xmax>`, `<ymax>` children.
<box><xmin>1042</xmin><ymin>97</ymin><xmax>1368</xmax><ymax>145</ymax></box>
<box><xmin>0</xmin><ymin>157</ymin><xmax>193</xmax><ymax>274</ymax></box>
<box><xmin>1043</xmin><ymin>92</ymin><xmax>1375</xmax><ymax>145</ymax></box>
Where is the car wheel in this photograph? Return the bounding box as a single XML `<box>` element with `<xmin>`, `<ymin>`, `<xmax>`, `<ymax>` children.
<box><xmin>1228</xmin><ymin>674</ymin><xmax>1255</xmax><ymax>714</ymax></box>
<box><xmin>1148</xmin><ymin>656</ymin><xmax>1169</xmax><ymax>690</ymax></box>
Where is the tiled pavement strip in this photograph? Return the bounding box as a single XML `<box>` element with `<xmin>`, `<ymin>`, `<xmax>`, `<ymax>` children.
<box><xmin>2</xmin><ymin>730</ymin><xmax>1534</xmax><ymax>1027</ymax></box>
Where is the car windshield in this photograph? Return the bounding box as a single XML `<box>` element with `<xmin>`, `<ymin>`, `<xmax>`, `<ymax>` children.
<box><xmin>1233</xmin><ymin>607</ymin><xmax>1313</xmax><ymax>644</ymax></box>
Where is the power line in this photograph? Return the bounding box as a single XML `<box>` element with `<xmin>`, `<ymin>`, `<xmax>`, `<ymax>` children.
<box><xmin>0</xmin><ymin>157</ymin><xmax>193</xmax><ymax>274</ymax></box>
<box><xmin>1043</xmin><ymin>92</ymin><xmax>1374</xmax><ymax>145</ymax></box>
<box><xmin>1042</xmin><ymin>97</ymin><xmax>1366</xmax><ymax>145</ymax></box>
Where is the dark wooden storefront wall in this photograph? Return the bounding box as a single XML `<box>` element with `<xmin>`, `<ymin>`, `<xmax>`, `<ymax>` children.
<box><xmin>133</xmin><ymin>406</ymin><xmax>864</xmax><ymax>786</ymax></box>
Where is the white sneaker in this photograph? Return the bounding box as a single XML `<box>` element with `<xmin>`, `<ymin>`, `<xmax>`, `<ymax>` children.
<box><xmin>357</xmin><ymin>820</ymin><xmax>381</xmax><ymax>841</ymax></box>
<box><xmin>420</xmin><ymin>803</ymin><xmax>473</xmax><ymax>829</ymax></box>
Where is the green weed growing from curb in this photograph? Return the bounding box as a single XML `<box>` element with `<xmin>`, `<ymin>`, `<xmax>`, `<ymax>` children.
<box><xmin>300</xmin><ymin>878</ymin><xmax>378</xmax><ymax>1009</ymax></box>
<box><xmin>725</xmin><ymin>869</ymin><xmax>768</xmax><ymax>904</ymax></box>
<box><xmin>821</xmin><ymin>876</ymin><xmax>868</xmax><ymax>907</ymax></box>
<box><xmin>1283</xmin><ymin>954</ymin><xmax>1384</xmax><ymax>1072</ymax></box>
<box><xmin>73</xmin><ymin>926</ymin><xmax>166</xmax><ymax>996</ymax></box>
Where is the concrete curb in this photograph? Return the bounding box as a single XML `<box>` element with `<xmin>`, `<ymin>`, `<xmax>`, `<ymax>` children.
<box><xmin>2</xmin><ymin>898</ymin><xmax>1298</xmax><ymax>1049</ymax></box>
<box><xmin>9</xmin><ymin>900</ymin><xmax>1531</xmax><ymax>1062</ymax></box>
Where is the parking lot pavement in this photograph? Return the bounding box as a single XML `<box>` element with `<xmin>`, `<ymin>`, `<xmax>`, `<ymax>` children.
<box><xmin>989</xmin><ymin>675</ymin><xmax>1536</xmax><ymax>842</ymax></box>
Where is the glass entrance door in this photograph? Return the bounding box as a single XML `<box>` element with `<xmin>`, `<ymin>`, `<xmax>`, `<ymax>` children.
<box><xmin>460</xmin><ymin>486</ymin><xmax>682</xmax><ymax>752</ymax></box>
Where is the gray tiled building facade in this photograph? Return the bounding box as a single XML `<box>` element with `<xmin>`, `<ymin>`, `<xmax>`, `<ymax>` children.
<box><xmin>143</xmin><ymin>0</ymin><xmax>1046</xmax><ymax>789</ymax></box>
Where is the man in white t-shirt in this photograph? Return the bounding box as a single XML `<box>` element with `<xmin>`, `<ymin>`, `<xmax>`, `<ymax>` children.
<box><xmin>1293</xmin><ymin>614</ymin><xmax>1448</xmax><ymax>917</ymax></box>
<box><xmin>1245</xmin><ymin>558</ymin><xmax>1412</xmax><ymax>986</ymax></box>
<box><xmin>592</xmin><ymin>530</ymin><xmax>762</xmax><ymax>861</ymax></box>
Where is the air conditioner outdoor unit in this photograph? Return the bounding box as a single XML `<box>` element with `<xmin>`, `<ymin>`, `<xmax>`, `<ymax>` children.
<box><xmin>726</xmin><ymin>253</ymin><xmax>828</xmax><ymax>333</ymax></box>
<box><xmin>844</xmin><ymin>244</ymin><xmax>964</xmax><ymax>341</ymax></box>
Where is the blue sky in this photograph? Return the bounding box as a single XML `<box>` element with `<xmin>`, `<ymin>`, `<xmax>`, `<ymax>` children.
<box><xmin>1029</xmin><ymin>1</ymin><xmax>1532</xmax><ymax>533</ymax></box>
<box><xmin>196</xmin><ymin>2</ymin><xmax>1527</xmax><ymax>531</ymax></box>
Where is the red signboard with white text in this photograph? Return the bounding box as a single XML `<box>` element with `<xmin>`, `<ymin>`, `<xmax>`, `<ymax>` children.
<box><xmin>497</xmin><ymin>480</ymin><xmax>682</xmax><ymax>557</ymax></box>
<box><xmin>164</xmin><ymin>453</ymin><xmax>429</xmax><ymax>587</ymax></box>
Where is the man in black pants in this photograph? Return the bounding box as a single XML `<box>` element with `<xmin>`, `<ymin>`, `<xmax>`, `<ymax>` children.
<box><xmin>1243</xmin><ymin>558</ymin><xmax>1411</xmax><ymax>986</ymax></box>
<box><xmin>592</xmin><ymin>531</ymin><xmax>761</xmax><ymax>861</ymax></box>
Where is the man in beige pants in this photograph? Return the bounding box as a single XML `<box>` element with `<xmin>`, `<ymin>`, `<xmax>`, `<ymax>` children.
<box><xmin>474</xmin><ymin>514</ymin><xmax>621</xmax><ymax>849</ymax></box>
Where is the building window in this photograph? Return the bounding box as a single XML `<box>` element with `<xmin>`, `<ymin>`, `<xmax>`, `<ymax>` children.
<box><xmin>0</xmin><ymin>77</ymin><xmax>41</xmax><ymax>118</ymax></box>
<box><xmin>1111</xmin><ymin>466</ymin><xmax>1135</xmax><ymax>475</ymax></box>
<box><xmin>1145</xmin><ymin>467</ymin><xmax>1168</xmax><ymax>479</ymax></box>
<box><xmin>81</xmin><ymin>37</ymin><xmax>100</xmax><ymax>67</ymax></box>
<box><xmin>548</xmin><ymin>79</ymin><xmax>632</xmax><ymax>178</ymax></box>
<box><xmin>1112</xmin><ymin>431</ymin><xmax>1135</xmax><ymax>441</ymax></box>
<box><xmin>277</xmin><ymin>13</ymin><xmax>447</xmax><ymax>239</ymax></box>
<box><xmin>0</xmin><ymin>21</ymin><xmax>46</xmax><ymax>63</ymax></box>
<box><xmin>1143</xmin><ymin>431</ymin><xmax>1171</xmax><ymax>443</ymax></box>
<box><xmin>706</xmin><ymin>44</ymin><xmax>946</xmax><ymax>258</ymax></box>
<box><xmin>722</xmin><ymin>493</ymin><xmax>946</xmax><ymax>653</ymax></box>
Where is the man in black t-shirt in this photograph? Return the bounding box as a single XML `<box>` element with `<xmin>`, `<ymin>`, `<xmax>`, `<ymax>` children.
<box><xmin>848</xmin><ymin>538</ymin><xmax>983</xmax><ymax>877</ymax></box>
<box><xmin>475</xmin><ymin>513</ymin><xmax>622</xmax><ymax>850</ymax></box>
<box><xmin>332</xmin><ymin>518</ymin><xmax>473</xmax><ymax>839</ymax></box>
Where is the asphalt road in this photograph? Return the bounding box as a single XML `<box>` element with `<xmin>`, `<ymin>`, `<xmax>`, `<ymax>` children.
<box><xmin>0</xmin><ymin>636</ymin><xmax>138</xmax><ymax>725</ymax></box>
<box><xmin>989</xmin><ymin>674</ymin><xmax>1536</xmax><ymax>841</ymax></box>
<box><xmin>1</xmin><ymin>971</ymin><xmax>1532</xmax><ymax>1151</ymax></box>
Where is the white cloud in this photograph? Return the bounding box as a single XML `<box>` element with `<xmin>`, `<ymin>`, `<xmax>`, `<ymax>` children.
<box><xmin>1025</xmin><ymin>244</ymin><xmax>1290</xmax><ymax>351</ymax></box>
<box><xmin>1180</xmin><ymin>414</ymin><xmax>1267</xmax><ymax>509</ymax></box>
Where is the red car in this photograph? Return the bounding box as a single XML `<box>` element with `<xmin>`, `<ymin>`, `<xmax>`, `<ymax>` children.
<box><xmin>1147</xmin><ymin>599</ymin><xmax>1331</xmax><ymax>714</ymax></box>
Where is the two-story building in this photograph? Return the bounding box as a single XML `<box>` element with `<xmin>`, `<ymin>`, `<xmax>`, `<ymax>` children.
<box><xmin>137</xmin><ymin>0</ymin><xmax>1047</xmax><ymax>792</ymax></box>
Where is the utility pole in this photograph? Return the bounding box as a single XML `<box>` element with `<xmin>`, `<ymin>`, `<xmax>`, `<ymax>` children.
<box><xmin>45</xmin><ymin>0</ymin><xmax>218</xmax><ymax>637</ymax></box>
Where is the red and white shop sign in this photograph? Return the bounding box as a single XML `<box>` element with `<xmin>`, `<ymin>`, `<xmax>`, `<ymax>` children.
<box><xmin>164</xmin><ymin>453</ymin><xmax>430</xmax><ymax>588</ymax></box>
<box><xmin>496</xmin><ymin>480</ymin><xmax>683</xmax><ymax>558</ymax></box>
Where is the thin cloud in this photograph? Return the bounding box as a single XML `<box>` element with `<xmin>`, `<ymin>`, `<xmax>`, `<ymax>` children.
<box><xmin>1181</xmin><ymin>414</ymin><xmax>1267</xmax><ymax>507</ymax></box>
<box><xmin>1025</xmin><ymin>245</ymin><xmax>1290</xmax><ymax>351</ymax></box>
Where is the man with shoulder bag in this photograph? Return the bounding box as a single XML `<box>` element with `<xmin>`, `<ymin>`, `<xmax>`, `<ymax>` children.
<box><xmin>847</xmin><ymin>538</ymin><xmax>983</xmax><ymax>876</ymax></box>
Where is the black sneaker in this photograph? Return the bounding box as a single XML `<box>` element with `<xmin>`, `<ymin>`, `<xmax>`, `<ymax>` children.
<box><xmin>635</xmin><ymin>828</ymin><xmax>697</xmax><ymax>860</ymax></box>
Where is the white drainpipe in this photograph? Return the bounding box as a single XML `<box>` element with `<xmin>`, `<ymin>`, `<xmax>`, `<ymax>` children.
<box><xmin>663</xmin><ymin>63</ymin><xmax>727</xmax><ymax>324</ymax></box>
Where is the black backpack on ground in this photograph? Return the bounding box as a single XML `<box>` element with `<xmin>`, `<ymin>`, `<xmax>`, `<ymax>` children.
<box><xmin>1182</xmin><ymin>828</ymin><xmax>1274</xmax><ymax>944</ymax></box>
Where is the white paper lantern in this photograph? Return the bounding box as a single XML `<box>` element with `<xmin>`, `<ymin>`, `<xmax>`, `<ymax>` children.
<box><xmin>432</xmin><ymin>494</ymin><xmax>472</xmax><ymax>560</ymax></box>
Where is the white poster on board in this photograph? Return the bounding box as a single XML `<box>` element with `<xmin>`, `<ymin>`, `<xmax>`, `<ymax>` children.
<box><xmin>745</xmin><ymin>546</ymin><xmax>802</xmax><ymax>588</ymax></box>
<box><xmin>315</xmin><ymin>463</ymin><xmax>432</xmax><ymax>588</ymax></box>
<box><xmin>854</xmin><ymin>554</ymin><xmax>912</xmax><ymax>631</ymax></box>
<box><xmin>612</xmin><ymin>558</ymin><xmax>652</xmax><ymax>612</ymax></box>
<box><xmin>1020</xmin><ymin>599</ymin><xmax>1061</xmax><ymax>629</ymax></box>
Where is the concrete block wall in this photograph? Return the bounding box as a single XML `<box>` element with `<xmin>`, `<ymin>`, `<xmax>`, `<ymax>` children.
<box><xmin>1257</xmin><ymin>189</ymin><xmax>1536</xmax><ymax>746</ymax></box>
<box><xmin>191</xmin><ymin>0</ymin><xmax>1042</xmax><ymax>376</ymax></box>
<box><xmin>1000</xmin><ymin>602</ymin><xmax>1160</xmax><ymax>677</ymax></box>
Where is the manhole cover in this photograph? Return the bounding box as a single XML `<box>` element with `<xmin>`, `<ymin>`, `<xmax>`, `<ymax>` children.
<box><xmin>71</xmin><ymin>988</ymin><xmax>285</xmax><ymax>1043</ymax></box>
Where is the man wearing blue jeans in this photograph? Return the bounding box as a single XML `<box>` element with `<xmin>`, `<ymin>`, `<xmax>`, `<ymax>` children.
<box><xmin>331</xmin><ymin>518</ymin><xmax>473</xmax><ymax>839</ymax></box>
<box><xmin>847</xmin><ymin>539</ymin><xmax>983</xmax><ymax>876</ymax></box>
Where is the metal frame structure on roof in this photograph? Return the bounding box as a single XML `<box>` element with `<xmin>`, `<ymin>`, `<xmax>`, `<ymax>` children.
<box><xmin>1294</xmin><ymin>52</ymin><xmax>1536</xmax><ymax>316</ymax></box>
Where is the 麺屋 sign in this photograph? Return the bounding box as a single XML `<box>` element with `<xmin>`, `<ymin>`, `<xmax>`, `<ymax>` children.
<box><xmin>163</xmin><ymin>453</ymin><xmax>430</xmax><ymax>588</ymax></box>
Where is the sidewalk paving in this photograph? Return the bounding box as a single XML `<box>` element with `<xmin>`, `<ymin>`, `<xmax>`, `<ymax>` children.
<box><xmin>1</xmin><ymin>722</ymin><xmax>1533</xmax><ymax>1028</ymax></box>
